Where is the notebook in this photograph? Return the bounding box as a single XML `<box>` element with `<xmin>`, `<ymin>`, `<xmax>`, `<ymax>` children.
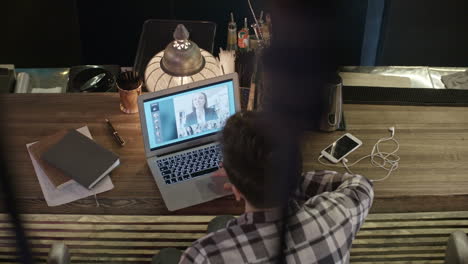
<box><xmin>137</xmin><ymin>73</ymin><xmax>241</xmax><ymax>211</ymax></box>
<box><xmin>26</xmin><ymin>126</ymin><xmax>114</xmax><ymax>207</ymax></box>
<box><xmin>42</xmin><ymin>130</ymin><xmax>120</xmax><ymax>189</ymax></box>
<box><xmin>28</xmin><ymin>129</ymin><xmax>73</xmax><ymax>188</ymax></box>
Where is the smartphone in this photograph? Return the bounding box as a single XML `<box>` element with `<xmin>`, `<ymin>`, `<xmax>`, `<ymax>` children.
<box><xmin>321</xmin><ymin>133</ymin><xmax>362</xmax><ymax>163</ymax></box>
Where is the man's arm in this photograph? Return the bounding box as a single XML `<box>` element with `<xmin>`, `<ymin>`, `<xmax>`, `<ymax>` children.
<box><xmin>331</xmin><ymin>173</ymin><xmax>374</xmax><ymax>236</ymax></box>
<box><xmin>296</xmin><ymin>170</ymin><xmax>374</xmax><ymax>234</ymax></box>
<box><xmin>179</xmin><ymin>244</ymin><xmax>208</xmax><ymax>264</ymax></box>
<box><xmin>295</xmin><ymin>170</ymin><xmax>370</xmax><ymax>200</ymax></box>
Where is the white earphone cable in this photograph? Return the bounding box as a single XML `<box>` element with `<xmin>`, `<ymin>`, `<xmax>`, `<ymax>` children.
<box><xmin>317</xmin><ymin>128</ymin><xmax>400</xmax><ymax>182</ymax></box>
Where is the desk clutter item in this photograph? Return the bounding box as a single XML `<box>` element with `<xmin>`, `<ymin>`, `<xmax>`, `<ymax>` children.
<box><xmin>237</xmin><ymin>18</ymin><xmax>250</xmax><ymax>51</ymax></box>
<box><xmin>106</xmin><ymin>119</ymin><xmax>126</xmax><ymax>146</ymax></box>
<box><xmin>235</xmin><ymin>51</ymin><xmax>256</xmax><ymax>88</ymax></box>
<box><xmin>226</xmin><ymin>13</ymin><xmax>237</xmax><ymax>51</ymax></box>
<box><xmin>0</xmin><ymin>67</ymin><xmax>16</xmax><ymax>93</ymax></box>
<box><xmin>339</xmin><ymin>72</ymin><xmax>412</xmax><ymax>88</ymax></box>
<box><xmin>217</xmin><ymin>48</ymin><xmax>236</xmax><ymax>74</ymax></box>
<box><xmin>240</xmin><ymin>87</ymin><xmax>250</xmax><ymax>110</ymax></box>
<box><xmin>29</xmin><ymin>130</ymin><xmax>74</xmax><ymax>189</ymax></box>
<box><xmin>117</xmin><ymin>71</ymin><xmax>142</xmax><ymax>114</ymax></box>
<box><xmin>16</xmin><ymin>68</ymin><xmax>69</xmax><ymax>93</ymax></box>
<box><xmin>441</xmin><ymin>70</ymin><xmax>468</xmax><ymax>89</ymax></box>
<box><xmin>26</xmin><ymin>126</ymin><xmax>114</xmax><ymax>206</ymax></box>
<box><xmin>67</xmin><ymin>65</ymin><xmax>119</xmax><ymax>93</ymax></box>
<box><xmin>235</xmin><ymin>50</ymin><xmax>266</xmax><ymax>111</ymax></box>
<box><xmin>320</xmin><ymin>73</ymin><xmax>344</xmax><ymax>132</ymax></box>
<box><xmin>14</xmin><ymin>72</ymin><xmax>31</xmax><ymax>93</ymax></box>
<box><xmin>42</xmin><ymin>130</ymin><xmax>120</xmax><ymax>190</ymax></box>
<box><xmin>31</xmin><ymin>87</ymin><xmax>63</xmax><ymax>93</ymax></box>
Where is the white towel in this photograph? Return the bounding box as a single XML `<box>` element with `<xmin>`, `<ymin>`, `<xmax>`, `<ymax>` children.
<box><xmin>32</xmin><ymin>87</ymin><xmax>63</xmax><ymax>93</ymax></box>
<box><xmin>217</xmin><ymin>48</ymin><xmax>236</xmax><ymax>74</ymax></box>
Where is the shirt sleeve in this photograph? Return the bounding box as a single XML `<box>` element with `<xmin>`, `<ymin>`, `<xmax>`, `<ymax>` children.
<box><xmin>179</xmin><ymin>242</ymin><xmax>209</xmax><ymax>264</ymax></box>
<box><xmin>296</xmin><ymin>171</ymin><xmax>354</xmax><ymax>199</ymax></box>
<box><xmin>296</xmin><ymin>170</ymin><xmax>374</xmax><ymax>234</ymax></box>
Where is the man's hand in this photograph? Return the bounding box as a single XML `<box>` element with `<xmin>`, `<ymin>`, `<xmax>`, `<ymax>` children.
<box><xmin>212</xmin><ymin>162</ymin><xmax>232</xmax><ymax>191</ymax></box>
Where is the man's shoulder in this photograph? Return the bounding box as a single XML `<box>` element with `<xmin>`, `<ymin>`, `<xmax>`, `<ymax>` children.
<box><xmin>190</xmin><ymin>227</ymin><xmax>235</xmax><ymax>248</ymax></box>
<box><xmin>181</xmin><ymin>226</ymin><xmax>239</xmax><ymax>262</ymax></box>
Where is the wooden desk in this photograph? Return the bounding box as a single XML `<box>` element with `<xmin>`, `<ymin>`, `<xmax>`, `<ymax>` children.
<box><xmin>1</xmin><ymin>93</ymin><xmax>468</xmax><ymax>215</ymax></box>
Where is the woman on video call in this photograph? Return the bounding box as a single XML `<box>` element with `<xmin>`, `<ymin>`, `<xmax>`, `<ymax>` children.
<box><xmin>185</xmin><ymin>92</ymin><xmax>218</xmax><ymax>127</ymax></box>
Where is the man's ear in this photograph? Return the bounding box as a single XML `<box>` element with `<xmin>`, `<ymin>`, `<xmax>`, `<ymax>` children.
<box><xmin>231</xmin><ymin>185</ymin><xmax>243</xmax><ymax>202</ymax></box>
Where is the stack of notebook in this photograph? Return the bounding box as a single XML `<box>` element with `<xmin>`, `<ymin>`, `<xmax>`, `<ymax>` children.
<box><xmin>29</xmin><ymin>129</ymin><xmax>120</xmax><ymax>190</ymax></box>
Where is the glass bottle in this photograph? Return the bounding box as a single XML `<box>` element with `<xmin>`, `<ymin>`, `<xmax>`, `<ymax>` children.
<box><xmin>227</xmin><ymin>13</ymin><xmax>237</xmax><ymax>51</ymax></box>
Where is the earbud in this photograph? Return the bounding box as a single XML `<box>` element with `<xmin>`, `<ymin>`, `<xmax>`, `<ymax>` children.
<box><xmin>389</xmin><ymin>127</ymin><xmax>395</xmax><ymax>137</ymax></box>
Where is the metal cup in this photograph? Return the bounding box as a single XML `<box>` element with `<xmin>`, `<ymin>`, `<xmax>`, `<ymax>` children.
<box><xmin>117</xmin><ymin>71</ymin><xmax>142</xmax><ymax>114</ymax></box>
<box><xmin>118</xmin><ymin>84</ymin><xmax>141</xmax><ymax>114</ymax></box>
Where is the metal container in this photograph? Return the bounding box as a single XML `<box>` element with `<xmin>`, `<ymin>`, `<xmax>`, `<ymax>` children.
<box><xmin>320</xmin><ymin>74</ymin><xmax>343</xmax><ymax>132</ymax></box>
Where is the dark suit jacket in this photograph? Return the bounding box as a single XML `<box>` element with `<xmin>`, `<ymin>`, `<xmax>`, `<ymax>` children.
<box><xmin>185</xmin><ymin>107</ymin><xmax>218</xmax><ymax>127</ymax></box>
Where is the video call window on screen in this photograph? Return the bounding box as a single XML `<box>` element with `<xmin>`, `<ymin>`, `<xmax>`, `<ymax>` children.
<box><xmin>144</xmin><ymin>80</ymin><xmax>235</xmax><ymax>150</ymax></box>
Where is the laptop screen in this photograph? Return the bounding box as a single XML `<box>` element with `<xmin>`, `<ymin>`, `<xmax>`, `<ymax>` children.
<box><xmin>143</xmin><ymin>79</ymin><xmax>236</xmax><ymax>150</ymax></box>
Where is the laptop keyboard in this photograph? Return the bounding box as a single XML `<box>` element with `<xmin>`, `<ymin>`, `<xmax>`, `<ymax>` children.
<box><xmin>156</xmin><ymin>144</ymin><xmax>222</xmax><ymax>185</ymax></box>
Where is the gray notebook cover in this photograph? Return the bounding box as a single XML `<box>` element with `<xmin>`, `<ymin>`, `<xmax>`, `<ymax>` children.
<box><xmin>42</xmin><ymin>130</ymin><xmax>120</xmax><ymax>189</ymax></box>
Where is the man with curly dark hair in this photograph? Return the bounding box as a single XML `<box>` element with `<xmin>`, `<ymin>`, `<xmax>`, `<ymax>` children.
<box><xmin>177</xmin><ymin>111</ymin><xmax>374</xmax><ymax>263</ymax></box>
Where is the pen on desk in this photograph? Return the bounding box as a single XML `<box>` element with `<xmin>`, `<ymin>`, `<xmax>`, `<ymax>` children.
<box><xmin>105</xmin><ymin>119</ymin><xmax>126</xmax><ymax>146</ymax></box>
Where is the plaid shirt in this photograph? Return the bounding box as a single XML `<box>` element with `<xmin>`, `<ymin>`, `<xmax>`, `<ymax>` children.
<box><xmin>179</xmin><ymin>170</ymin><xmax>374</xmax><ymax>264</ymax></box>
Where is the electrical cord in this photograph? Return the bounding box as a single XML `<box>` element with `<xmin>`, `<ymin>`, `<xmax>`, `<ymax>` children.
<box><xmin>318</xmin><ymin>127</ymin><xmax>400</xmax><ymax>182</ymax></box>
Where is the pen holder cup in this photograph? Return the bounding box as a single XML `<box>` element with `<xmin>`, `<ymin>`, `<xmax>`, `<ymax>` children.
<box><xmin>117</xmin><ymin>72</ymin><xmax>142</xmax><ymax>114</ymax></box>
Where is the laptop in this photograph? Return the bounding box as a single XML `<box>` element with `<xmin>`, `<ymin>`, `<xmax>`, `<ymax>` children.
<box><xmin>137</xmin><ymin>73</ymin><xmax>240</xmax><ymax>211</ymax></box>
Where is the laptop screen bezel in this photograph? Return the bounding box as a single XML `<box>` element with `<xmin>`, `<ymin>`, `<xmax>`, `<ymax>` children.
<box><xmin>138</xmin><ymin>73</ymin><xmax>240</xmax><ymax>158</ymax></box>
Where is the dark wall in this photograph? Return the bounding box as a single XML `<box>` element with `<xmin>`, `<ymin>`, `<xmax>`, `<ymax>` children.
<box><xmin>2</xmin><ymin>0</ymin><xmax>82</xmax><ymax>67</ymax></box>
<box><xmin>4</xmin><ymin>0</ymin><xmax>465</xmax><ymax>68</ymax></box>
<box><xmin>2</xmin><ymin>0</ymin><xmax>365</xmax><ymax>67</ymax></box>
<box><xmin>76</xmin><ymin>0</ymin><xmax>173</xmax><ymax>66</ymax></box>
<box><xmin>2</xmin><ymin>0</ymin><xmax>363</xmax><ymax>68</ymax></box>
<box><xmin>76</xmin><ymin>0</ymin><xmax>270</xmax><ymax>66</ymax></box>
<box><xmin>76</xmin><ymin>0</ymin><xmax>366</xmax><ymax>67</ymax></box>
<box><xmin>335</xmin><ymin>0</ymin><xmax>368</xmax><ymax>66</ymax></box>
<box><xmin>377</xmin><ymin>0</ymin><xmax>468</xmax><ymax>66</ymax></box>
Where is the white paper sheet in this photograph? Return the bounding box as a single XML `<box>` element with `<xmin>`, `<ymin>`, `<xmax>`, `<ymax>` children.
<box><xmin>26</xmin><ymin>126</ymin><xmax>114</xmax><ymax>206</ymax></box>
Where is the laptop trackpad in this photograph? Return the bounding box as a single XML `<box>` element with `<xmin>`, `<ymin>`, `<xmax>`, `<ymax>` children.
<box><xmin>195</xmin><ymin>176</ymin><xmax>232</xmax><ymax>200</ymax></box>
